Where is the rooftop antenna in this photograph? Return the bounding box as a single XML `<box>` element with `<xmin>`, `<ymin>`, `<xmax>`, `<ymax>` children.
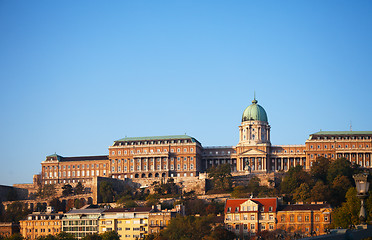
<box><xmin>350</xmin><ymin>121</ymin><xmax>352</xmax><ymax>131</ymax></box>
<box><xmin>254</xmin><ymin>91</ymin><xmax>256</xmax><ymax>100</ymax></box>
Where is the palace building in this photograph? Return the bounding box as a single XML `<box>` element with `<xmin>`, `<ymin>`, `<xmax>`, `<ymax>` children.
<box><xmin>40</xmin><ymin>98</ymin><xmax>372</xmax><ymax>184</ymax></box>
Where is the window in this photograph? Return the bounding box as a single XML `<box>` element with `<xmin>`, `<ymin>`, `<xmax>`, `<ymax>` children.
<box><xmin>281</xmin><ymin>215</ymin><xmax>285</xmax><ymax>222</ymax></box>
<box><xmin>190</xmin><ymin>164</ymin><xmax>194</xmax><ymax>170</ymax></box>
<box><xmin>250</xmin><ymin>215</ymin><xmax>255</xmax><ymax>220</ymax></box>
<box><xmin>177</xmin><ymin>164</ymin><xmax>180</xmax><ymax>170</ymax></box>
<box><xmin>324</xmin><ymin>215</ymin><xmax>329</xmax><ymax>221</ymax></box>
<box><xmin>305</xmin><ymin>215</ymin><xmax>309</xmax><ymax>222</ymax></box>
<box><xmin>290</xmin><ymin>215</ymin><xmax>294</xmax><ymax>222</ymax></box>
<box><xmin>315</xmin><ymin>215</ymin><xmax>320</xmax><ymax>221</ymax></box>
<box><xmin>171</xmin><ymin>164</ymin><xmax>174</xmax><ymax>170</ymax></box>
<box><xmin>297</xmin><ymin>215</ymin><xmax>302</xmax><ymax>221</ymax></box>
<box><xmin>235</xmin><ymin>225</ymin><xmax>239</xmax><ymax>230</ymax></box>
<box><xmin>250</xmin><ymin>224</ymin><xmax>255</xmax><ymax>230</ymax></box>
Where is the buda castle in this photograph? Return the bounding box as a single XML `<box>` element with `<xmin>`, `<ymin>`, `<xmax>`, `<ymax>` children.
<box><xmin>41</xmin><ymin>98</ymin><xmax>372</xmax><ymax>185</ymax></box>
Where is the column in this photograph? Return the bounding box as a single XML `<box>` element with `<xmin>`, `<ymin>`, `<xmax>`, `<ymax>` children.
<box><xmin>274</xmin><ymin>158</ymin><xmax>277</xmax><ymax>171</ymax></box>
<box><xmin>254</xmin><ymin>157</ymin><xmax>257</xmax><ymax>171</ymax></box>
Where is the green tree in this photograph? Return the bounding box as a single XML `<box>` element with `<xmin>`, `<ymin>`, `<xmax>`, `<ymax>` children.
<box><xmin>49</xmin><ymin>198</ymin><xmax>65</xmax><ymax>212</ymax></box>
<box><xmin>310</xmin><ymin>157</ymin><xmax>330</xmax><ymax>183</ymax></box>
<box><xmin>207</xmin><ymin>164</ymin><xmax>232</xmax><ymax>192</ymax></box>
<box><xmin>331</xmin><ymin>188</ymin><xmax>361</xmax><ymax>228</ymax></box>
<box><xmin>38</xmin><ymin>184</ymin><xmax>56</xmax><ymax>199</ymax></box>
<box><xmin>203</xmin><ymin>226</ymin><xmax>236</xmax><ymax>240</ymax></box>
<box><xmin>145</xmin><ymin>194</ymin><xmax>160</xmax><ymax>207</ymax></box>
<box><xmin>74</xmin><ymin>182</ymin><xmax>84</xmax><ymax>195</ymax></box>
<box><xmin>281</xmin><ymin>165</ymin><xmax>311</xmax><ymax>195</ymax></box>
<box><xmin>35</xmin><ymin>202</ymin><xmax>46</xmax><ymax>212</ymax></box>
<box><xmin>327</xmin><ymin>158</ymin><xmax>353</xmax><ymax>184</ymax></box>
<box><xmin>310</xmin><ymin>180</ymin><xmax>330</xmax><ymax>202</ymax></box>
<box><xmin>55</xmin><ymin>232</ymin><xmax>76</xmax><ymax>240</ymax></box>
<box><xmin>2</xmin><ymin>202</ymin><xmax>30</xmax><ymax>222</ymax></box>
<box><xmin>161</xmin><ymin>215</ymin><xmax>213</xmax><ymax>240</ymax></box>
<box><xmin>36</xmin><ymin>235</ymin><xmax>58</xmax><ymax>240</ymax></box>
<box><xmin>293</xmin><ymin>183</ymin><xmax>311</xmax><ymax>203</ymax></box>
<box><xmin>81</xmin><ymin>233</ymin><xmax>101</xmax><ymax>240</ymax></box>
<box><xmin>99</xmin><ymin>181</ymin><xmax>115</xmax><ymax>203</ymax></box>
<box><xmin>330</xmin><ymin>175</ymin><xmax>352</xmax><ymax>207</ymax></box>
<box><xmin>5</xmin><ymin>234</ymin><xmax>24</xmax><ymax>240</ymax></box>
<box><xmin>62</xmin><ymin>184</ymin><xmax>73</xmax><ymax>196</ymax></box>
<box><xmin>100</xmin><ymin>231</ymin><xmax>120</xmax><ymax>240</ymax></box>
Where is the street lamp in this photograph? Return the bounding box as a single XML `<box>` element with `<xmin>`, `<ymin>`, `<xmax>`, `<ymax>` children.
<box><xmin>353</xmin><ymin>173</ymin><xmax>370</xmax><ymax>224</ymax></box>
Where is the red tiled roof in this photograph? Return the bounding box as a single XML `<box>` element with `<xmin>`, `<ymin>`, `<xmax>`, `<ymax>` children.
<box><xmin>224</xmin><ymin>198</ymin><xmax>278</xmax><ymax>214</ymax></box>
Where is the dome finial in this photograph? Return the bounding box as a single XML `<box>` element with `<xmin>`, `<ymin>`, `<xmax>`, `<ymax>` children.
<box><xmin>252</xmin><ymin>91</ymin><xmax>257</xmax><ymax>104</ymax></box>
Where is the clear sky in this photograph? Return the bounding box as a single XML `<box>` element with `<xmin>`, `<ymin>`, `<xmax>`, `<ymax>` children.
<box><xmin>1</xmin><ymin>1</ymin><xmax>371</xmax><ymax>186</ymax></box>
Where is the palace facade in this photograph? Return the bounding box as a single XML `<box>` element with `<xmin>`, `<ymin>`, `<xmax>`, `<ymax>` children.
<box><xmin>40</xmin><ymin>98</ymin><xmax>372</xmax><ymax>184</ymax></box>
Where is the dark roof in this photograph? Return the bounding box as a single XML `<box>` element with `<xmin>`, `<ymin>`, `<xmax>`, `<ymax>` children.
<box><xmin>278</xmin><ymin>203</ymin><xmax>331</xmax><ymax>211</ymax></box>
<box><xmin>66</xmin><ymin>208</ymin><xmax>106</xmax><ymax>214</ymax></box>
<box><xmin>114</xmin><ymin>135</ymin><xmax>201</xmax><ymax>145</ymax></box>
<box><xmin>103</xmin><ymin>207</ymin><xmax>152</xmax><ymax>213</ymax></box>
<box><xmin>60</xmin><ymin>155</ymin><xmax>109</xmax><ymax>162</ymax></box>
<box><xmin>310</xmin><ymin>131</ymin><xmax>372</xmax><ymax>136</ymax></box>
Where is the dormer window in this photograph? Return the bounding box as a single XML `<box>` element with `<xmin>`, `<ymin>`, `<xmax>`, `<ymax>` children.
<box><xmin>227</xmin><ymin>207</ymin><xmax>231</xmax><ymax>213</ymax></box>
<box><xmin>269</xmin><ymin>206</ymin><xmax>273</xmax><ymax>212</ymax></box>
<box><xmin>235</xmin><ymin>207</ymin><xmax>239</xmax><ymax>212</ymax></box>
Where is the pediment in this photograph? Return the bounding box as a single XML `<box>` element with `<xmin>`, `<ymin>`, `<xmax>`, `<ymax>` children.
<box><xmin>240</xmin><ymin>149</ymin><xmax>267</xmax><ymax>156</ymax></box>
<box><xmin>241</xmin><ymin>199</ymin><xmax>258</xmax><ymax>207</ymax></box>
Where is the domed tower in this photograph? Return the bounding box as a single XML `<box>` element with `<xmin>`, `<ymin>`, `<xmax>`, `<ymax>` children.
<box><xmin>238</xmin><ymin>98</ymin><xmax>271</xmax><ymax>145</ymax></box>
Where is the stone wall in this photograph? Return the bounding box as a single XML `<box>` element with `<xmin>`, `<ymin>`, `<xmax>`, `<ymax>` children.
<box><xmin>0</xmin><ymin>185</ymin><xmax>28</xmax><ymax>202</ymax></box>
<box><xmin>232</xmin><ymin>172</ymin><xmax>284</xmax><ymax>188</ymax></box>
<box><xmin>123</xmin><ymin>175</ymin><xmax>206</xmax><ymax>195</ymax></box>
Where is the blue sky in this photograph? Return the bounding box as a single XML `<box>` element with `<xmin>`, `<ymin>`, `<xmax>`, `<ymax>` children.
<box><xmin>1</xmin><ymin>1</ymin><xmax>371</xmax><ymax>186</ymax></box>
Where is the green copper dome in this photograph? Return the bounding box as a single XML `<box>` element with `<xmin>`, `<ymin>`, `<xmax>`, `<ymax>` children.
<box><xmin>242</xmin><ymin>98</ymin><xmax>268</xmax><ymax>122</ymax></box>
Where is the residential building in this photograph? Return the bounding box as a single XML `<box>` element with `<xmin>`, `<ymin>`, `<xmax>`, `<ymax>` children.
<box><xmin>148</xmin><ymin>204</ymin><xmax>185</xmax><ymax>234</ymax></box>
<box><xmin>224</xmin><ymin>198</ymin><xmax>279</xmax><ymax>238</ymax></box>
<box><xmin>99</xmin><ymin>207</ymin><xmax>151</xmax><ymax>240</ymax></box>
<box><xmin>277</xmin><ymin>202</ymin><xmax>332</xmax><ymax>237</ymax></box>
<box><xmin>20</xmin><ymin>207</ymin><xmax>63</xmax><ymax>239</ymax></box>
<box><xmin>62</xmin><ymin>207</ymin><xmax>105</xmax><ymax>239</ymax></box>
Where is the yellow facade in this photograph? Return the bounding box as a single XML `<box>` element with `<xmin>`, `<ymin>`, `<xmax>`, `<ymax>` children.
<box><xmin>99</xmin><ymin>208</ymin><xmax>150</xmax><ymax>240</ymax></box>
<box><xmin>20</xmin><ymin>218</ymin><xmax>62</xmax><ymax>239</ymax></box>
